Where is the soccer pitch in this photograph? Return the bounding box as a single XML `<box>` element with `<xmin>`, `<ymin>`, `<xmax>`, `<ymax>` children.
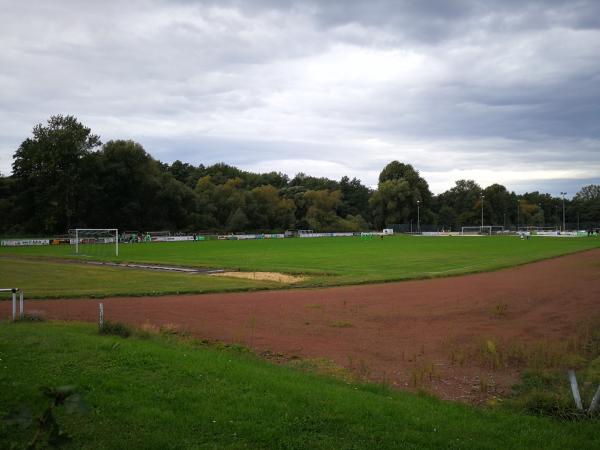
<box><xmin>2</xmin><ymin>235</ymin><xmax>599</xmax><ymax>297</ymax></box>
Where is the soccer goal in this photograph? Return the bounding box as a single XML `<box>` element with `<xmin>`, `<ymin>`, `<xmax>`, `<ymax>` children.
<box><xmin>461</xmin><ymin>226</ymin><xmax>505</xmax><ymax>236</ymax></box>
<box><xmin>70</xmin><ymin>229</ymin><xmax>119</xmax><ymax>257</ymax></box>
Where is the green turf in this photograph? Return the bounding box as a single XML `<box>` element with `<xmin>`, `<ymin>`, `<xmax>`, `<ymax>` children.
<box><xmin>1</xmin><ymin>235</ymin><xmax>599</xmax><ymax>291</ymax></box>
<box><xmin>1</xmin><ymin>322</ymin><xmax>598</xmax><ymax>449</ymax></box>
<box><xmin>0</xmin><ymin>258</ymin><xmax>276</xmax><ymax>298</ymax></box>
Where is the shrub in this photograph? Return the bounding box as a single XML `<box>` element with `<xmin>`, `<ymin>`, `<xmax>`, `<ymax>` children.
<box><xmin>99</xmin><ymin>321</ymin><xmax>131</xmax><ymax>338</ymax></box>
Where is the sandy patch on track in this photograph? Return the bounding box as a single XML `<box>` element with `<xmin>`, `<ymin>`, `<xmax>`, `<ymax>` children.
<box><xmin>210</xmin><ymin>271</ymin><xmax>304</xmax><ymax>284</ymax></box>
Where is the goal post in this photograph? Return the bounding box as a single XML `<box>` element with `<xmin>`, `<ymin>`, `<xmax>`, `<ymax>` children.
<box><xmin>71</xmin><ymin>229</ymin><xmax>119</xmax><ymax>257</ymax></box>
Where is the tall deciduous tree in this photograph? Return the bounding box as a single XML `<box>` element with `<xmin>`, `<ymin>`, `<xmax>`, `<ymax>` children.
<box><xmin>12</xmin><ymin>115</ymin><xmax>101</xmax><ymax>233</ymax></box>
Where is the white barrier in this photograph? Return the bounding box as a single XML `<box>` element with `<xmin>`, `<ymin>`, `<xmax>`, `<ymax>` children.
<box><xmin>299</xmin><ymin>232</ymin><xmax>355</xmax><ymax>238</ymax></box>
<box><xmin>217</xmin><ymin>234</ymin><xmax>285</xmax><ymax>240</ymax></box>
<box><xmin>1</xmin><ymin>239</ymin><xmax>50</xmax><ymax>247</ymax></box>
<box><xmin>153</xmin><ymin>236</ymin><xmax>195</xmax><ymax>242</ymax></box>
<box><xmin>535</xmin><ymin>231</ymin><xmax>579</xmax><ymax>237</ymax></box>
<box><xmin>1</xmin><ymin>288</ymin><xmax>24</xmax><ymax>321</ymax></box>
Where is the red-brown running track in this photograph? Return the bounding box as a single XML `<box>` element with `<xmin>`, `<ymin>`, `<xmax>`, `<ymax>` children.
<box><xmin>2</xmin><ymin>249</ymin><xmax>600</xmax><ymax>401</ymax></box>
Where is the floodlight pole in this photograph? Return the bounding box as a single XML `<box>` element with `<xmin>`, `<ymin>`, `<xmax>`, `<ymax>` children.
<box><xmin>481</xmin><ymin>194</ymin><xmax>485</xmax><ymax>227</ymax></box>
<box><xmin>417</xmin><ymin>200</ymin><xmax>420</xmax><ymax>234</ymax></box>
<box><xmin>560</xmin><ymin>192</ymin><xmax>566</xmax><ymax>231</ymax></box>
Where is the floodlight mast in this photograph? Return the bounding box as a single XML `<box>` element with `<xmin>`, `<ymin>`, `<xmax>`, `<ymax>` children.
<box><xmin>417</xmin><ymin>200</ymin><xmax>421</xmax><ymax>234</ymax></box>
<box><xmin>560</xmin><ymin>192</ymin><xmax>567</xmax><ymax>231</ymax></box>
<box><xmin>481</xmin><ymin>194</ymin><xmax>485</xmax><ymax>228</ymax></box>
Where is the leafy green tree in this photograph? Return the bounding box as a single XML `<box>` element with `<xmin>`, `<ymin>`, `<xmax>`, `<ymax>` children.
<box><xmin>168</xmin><ymin>160</ymin><xmax>205</xmax><ymax>189</ymax></box>
<box><xmin>0</xmin><ymin>175</ymin><xmax>16</xmax><ymax>233</ymax></box>
<box><xmin>339</xmin><ymin>176</ymin><xmax>371</xmax><ymax>220</ymax></box>
<box><xmin>371</xmin><ymin>161</ymin><xmax>432</xmax><ymax>228</ymax></box>
<box><xmin>12</xmin><ymin>115</ymin><xmax>101</xmax><ymax>233</ymax></box>
<box><xmin>226</xmin><ymin>207</ymin><xmax>249</xmax><ymax>231</ymax></box>
<box><xmin>290</xmin><ymin>173</ymin><xmax>339</xmax><ymax>191</ymax></box>
<box><xmin>436</xmin><ymin>180</ymin><xmax>483</xmax><ymax>228</ymax></box>
<box><xmin>482</xmin><ymin>184</ymin><xmax>515</xmax><ymax>227</ymax></box>
<box><xmin>304</xmin><ymin>190</ymin><xmax>343</xmax><ymax>231</ymax></box>
<box><xmin>571</xmin><ymin>184</ymin><xmax>600</xmax><ymax>225</ymax></box>
<box><xmin>246</xmin><ymin>185</ymin><xmax>296</xmax><ymax>231</ymax></box>
<box><xmin>193</xmin><ymin>176</ymin><xmax>219</xmax><ymax>230</ymax></box>
<box><xmin>369</xmin><ymin>179</ymin><xmax>412</xmax><ymax>229</ymax></box>
<box><xmin>91</xmin><ymin>140</ymin><xmax>168</xmax><ymax>230</ymax></box>
<box><xmin>212</xmin><ymin>178</ymin><xmax>248</xmax><ymax>227</ymax></box>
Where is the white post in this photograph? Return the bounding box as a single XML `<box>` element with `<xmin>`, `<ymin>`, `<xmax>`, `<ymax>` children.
<box><xmin>12</xmin><ymin>290</ymin><xmax>16</xmax><ymax>321</ymax></box>
<box><xmin>99</xmin><ymin>302</ymin><xmax>104</xmax><ymax>331</ymax></box>
<box><xmin>589</xmin><ymin>385</ymin><xmax>600</xmax><ymax>414</ymax></box>
<box><xmin>19</xmin><ymin>290</ymin><xmax>24</xmax><ymax>319</ymax></box>
<box><xmin>568</xmin><ymin>370</ymin><xmax>583</xmax><ymax>410</ymax></box>
<box><xmin>76</xmin><ymin>229</ymin><xmax>79</xmax><ymax>254</ymax></box>
<box><xmin>115</xmin><ymin>229</ymin><xmax>119</xmax><ymax>256</ymax></box>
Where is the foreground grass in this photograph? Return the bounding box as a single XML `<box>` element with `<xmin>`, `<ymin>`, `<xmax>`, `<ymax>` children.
<box><xmin>0</xmin><ymin>258</ymin><xmax>276</xmax><ymax>298</ymax></box>
<box><xmin>1</xmin><ymin>322</ymin><xmax>598</xmax><ymax>449</ymax></box>
<box><xmin>2</xmin><ymin>236</ymin><xmax>599</xmax><ymax>291</ymax></box>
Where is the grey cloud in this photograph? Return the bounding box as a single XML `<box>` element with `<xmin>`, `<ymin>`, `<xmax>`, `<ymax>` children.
<box><xmin>1</xmin><ymin>0</ymin><xmax>599</xmax><ymax>195</ymax></box>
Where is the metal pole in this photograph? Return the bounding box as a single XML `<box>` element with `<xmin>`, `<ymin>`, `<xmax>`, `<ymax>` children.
<box><xmin>12</xmin><ymin>290</ymin><xmax>16</xmax><ymax>321</ymax></box>
<box><xmin>517</xmin><ymin>200</ymin><xmax>520</xmax><ymax>231</ymax></box>
<box><xmin>76</xmin><ymin>229</ymin><xmax>79</xmax><ymax>254</ymax></box>
<box><xmin>19</xmin><ymin>290</ymin><xmax>24</xmax><ymax>319</ymax></box>
<box><xmin>115</xmin><ymin>229</ymin><xmax>119</xmax><ymax>256</ymax></box>
<box><xmin>589</xmin><ymin>384</ymin><xmax>600</xmax><ymax>413</ymax></box>
<box><xmin>561</xmin><ymin>192</ymin><xmax>566</xmax><ymax>231</ymax></box>
<box><xmin>481</xmin><ymin>195</ymin><xmax>485</xmax><ymax>227</ymax></box>
<box><xmin>417</xmin><ymin>200</ymin><xmax>420</xmax><ymax>234</ymax></box>
<box><xmin>568</xmin><ymin>370</ymin><xmax>583</xmax><ymax>410</ymax></box>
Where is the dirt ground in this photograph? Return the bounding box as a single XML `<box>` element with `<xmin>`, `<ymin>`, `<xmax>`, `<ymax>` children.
<box><xmin>210</xmin><ymin>271</ymin><xmax>304</xmax><ymax>283</ymax></box>
<box><xmin>3</xmin><ymin>249</ymin><xmax>600</xmax><ymax>402</ymax></box>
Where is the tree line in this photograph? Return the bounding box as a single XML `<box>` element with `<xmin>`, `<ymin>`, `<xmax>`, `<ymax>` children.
<box><xmin>0</xmin><ymin>115</ymin><xmax>599</xmax><ymax>235</ymax></box>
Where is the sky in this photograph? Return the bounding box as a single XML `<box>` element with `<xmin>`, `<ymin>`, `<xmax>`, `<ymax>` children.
<box><xmin>1</xmin><ymin>0</ymin><xmax>599</xmax><ymax>196</ymax></box>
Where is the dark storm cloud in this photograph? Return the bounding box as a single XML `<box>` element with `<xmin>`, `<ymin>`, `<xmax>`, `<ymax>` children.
<box><xmin>0</xmin><ymin>0</ymin><xmax>599</xmax><ymax>193</ymax></box>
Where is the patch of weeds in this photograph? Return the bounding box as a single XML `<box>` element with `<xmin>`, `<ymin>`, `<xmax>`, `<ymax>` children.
<box><xmin>287</xmin><ymin>357</ymin><xmax>355</xmax><ymax>383</ymax></box>
<box><xmin>492</xmin><ymin>302</ymin><xmax>508</xmax><ymax>318</ymax></box>
<box><xmin>19</xmin><ymin>310</ymin><xmax>47</xmax><ymax>322</ymax></box>
<box><xmin>329</xmin><ymin>321</ymin><xmax>353</xmax><ymax>328</ymax></box>
<box><xmin>409</xmin><ymin>361</ymin><xmax>436</xmax><ymax>388</ymax></box>
<box><xmin>99</xmin><ymin>321</ymin><xmax>131</xmax><ymax>338</ymax></box>
<box><xmin>160</xmin><ymin>323</ymin><xmax>188</xmax><ymax>337</ymax></box>
<box><xmin>448</xmin><ymin>346</ymin><xmax>466</xmax><ymax>367</ymax></box>
<box><xmin>135</xmin><ymin>321</ymin><xmax>161</xmax><ymax>339</ymax></box>
<box><xmin>505</xmin><ymin>317</ymin><xmax>600</xmax><ymax>420</ymax></box>
<box><xmin>305</xmin><ymin>303</ymin><xmax>323</xmax><ymax>309</ymax></box>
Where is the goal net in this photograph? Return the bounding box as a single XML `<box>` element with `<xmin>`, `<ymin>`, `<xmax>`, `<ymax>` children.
<box><xmin>70</xmin><ymin>229</ymin><xmax>119</xmax><ymax>257</ymax></box>
<box><xmin>461</xmin><ymin>226</ymin><xmax>505</xmax><ymax>236</ymax></box>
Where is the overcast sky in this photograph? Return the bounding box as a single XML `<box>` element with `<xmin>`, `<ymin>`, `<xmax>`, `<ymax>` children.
<box><xmin>1</xmin><ymin>0</ymin><xmax>599</xmax><ymax>195</ymax></box>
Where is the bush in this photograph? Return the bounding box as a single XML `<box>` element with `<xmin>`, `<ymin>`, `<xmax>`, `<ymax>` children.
<box><xmin>99</xmin><ymin>321</ymin><xmax>131</xmax><ymax>338</ymax></box>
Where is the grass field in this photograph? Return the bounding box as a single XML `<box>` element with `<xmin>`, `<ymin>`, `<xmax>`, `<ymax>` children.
<box><xmin>1</xmin><ymin>235</ymin><xmax>599</xmax><ymax>298</ymax></box>
<box><xmin>0</xmin><ymin>258</ymin><xmax>277</xmax><ymax>298</ymax></box>
<box><xmin>1</xmin><ymin>321</ymin><xmax>598</xmax><ymax>449</ymax></box>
